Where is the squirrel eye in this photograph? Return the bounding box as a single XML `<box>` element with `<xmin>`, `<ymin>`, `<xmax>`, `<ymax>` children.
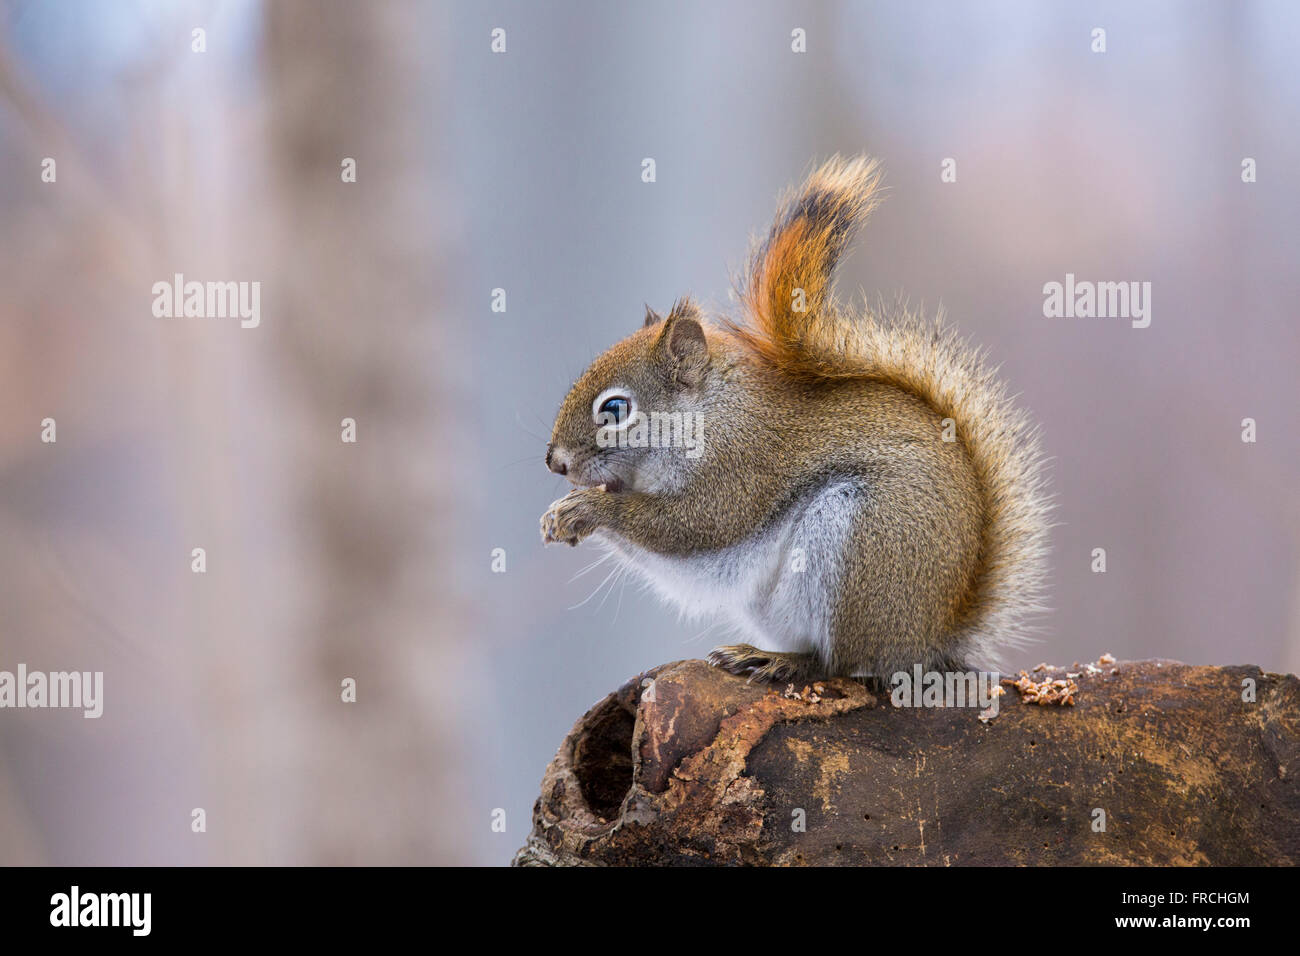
<box><xmin>596</xmin><ymin>395</ymin><xmax>632</xmax><ymax>426</ymax></box>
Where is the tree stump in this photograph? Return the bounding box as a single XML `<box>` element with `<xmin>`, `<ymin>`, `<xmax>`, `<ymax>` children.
<box><xmin>513</xmin><ymin>658</ymin><xmax>1298</xmax><ymax>865</ymax></box>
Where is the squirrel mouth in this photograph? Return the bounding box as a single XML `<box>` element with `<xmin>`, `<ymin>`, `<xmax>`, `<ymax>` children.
<box><xmin>574</xmin><ymin>474</ymin><xmax>624</xmax><ymax>494</ymax></box>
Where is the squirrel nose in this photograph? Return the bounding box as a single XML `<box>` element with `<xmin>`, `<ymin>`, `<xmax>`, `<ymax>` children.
<box><xmin>546</xmin><ymin>444</ymin><xmax>568</xmax><ymax>476</ymax></box>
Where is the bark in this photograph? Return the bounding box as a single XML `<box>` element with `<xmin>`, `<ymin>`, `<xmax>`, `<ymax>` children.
<box><xmin>514</xmin><ymin>658</ymin><xmax>1299</xmax><ymax>866</ymax></box>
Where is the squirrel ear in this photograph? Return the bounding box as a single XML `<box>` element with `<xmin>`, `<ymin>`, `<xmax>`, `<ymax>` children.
<box><xmin>644</xmin><ymin>304</ymin><xmax>663</xmax><ymax>327</ymax></box>
<box><xmin>660</xmin><ymin>314</ymin><xmax>709</xmax><ymax>387</ymax></box>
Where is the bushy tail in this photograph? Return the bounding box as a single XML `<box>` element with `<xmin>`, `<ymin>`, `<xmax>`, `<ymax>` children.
<box><xmin>728</xmin><ymin>155</ymin><xmax>1051</xmax><ymax>662</ymax></box>
<box><xmin>731</xmin><ymin>155</ymin><xmax>884</xmax><ymax>370</ymax></box>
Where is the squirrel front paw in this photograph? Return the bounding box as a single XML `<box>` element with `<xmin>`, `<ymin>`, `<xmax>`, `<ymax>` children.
<box><xmin>540</xmin><ymin>489</ymin><xmax>603</xmax><ymax>546</ymax></box>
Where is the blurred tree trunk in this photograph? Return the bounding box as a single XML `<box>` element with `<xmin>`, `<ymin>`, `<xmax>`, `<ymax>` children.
<box><xmin>261</xmin><ymin>1</ymin><xmax>472</xmax><ymax>864</ymax></box>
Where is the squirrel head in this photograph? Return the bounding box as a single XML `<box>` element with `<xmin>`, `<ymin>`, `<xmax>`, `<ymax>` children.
<box><xmin>546</xmin><ymin>297</ymin><xmax>711</xmax><ymax>494</ymax></box>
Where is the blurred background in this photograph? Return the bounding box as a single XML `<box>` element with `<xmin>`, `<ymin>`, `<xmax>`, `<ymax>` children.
<box><xmin>0</xmin><ymin>1</ymin><xmax>1296</xmax><ymax>866</ymax></box>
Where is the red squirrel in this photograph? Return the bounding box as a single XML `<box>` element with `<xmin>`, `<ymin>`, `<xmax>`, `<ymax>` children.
<box><xmin>542</xmin><ymin>156</ymin><xmax>1050</xmax><ymax>683</ymax></box>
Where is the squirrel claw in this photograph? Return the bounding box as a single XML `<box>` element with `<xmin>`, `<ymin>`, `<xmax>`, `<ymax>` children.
<box><xmin>708</xmin><ymin>644</ymin><xmax>812</xmax><ymax>685</ymax></box>
<box><xmin>540</xmin><ymin>491</ymin><xmax>597</xmax><ymax>546</ymax></box>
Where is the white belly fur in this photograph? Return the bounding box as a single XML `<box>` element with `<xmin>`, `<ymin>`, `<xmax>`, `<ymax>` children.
<box><xmin>595</xmin><ymin>480</ymin><xmax>864</xmax><ymax>660</ymax></box>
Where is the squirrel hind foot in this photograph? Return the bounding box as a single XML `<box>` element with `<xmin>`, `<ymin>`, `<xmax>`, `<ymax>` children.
<box><xmin>707</xmin><ymin>644</ymin><xmax>822</xmax><ymax>685</ymax></box>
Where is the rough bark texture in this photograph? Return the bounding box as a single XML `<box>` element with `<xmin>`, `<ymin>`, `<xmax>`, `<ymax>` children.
<box><xmin>513</xmin><ymin>658</ymin><xmax>1299</xmax><ymax>866</ymax></box>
